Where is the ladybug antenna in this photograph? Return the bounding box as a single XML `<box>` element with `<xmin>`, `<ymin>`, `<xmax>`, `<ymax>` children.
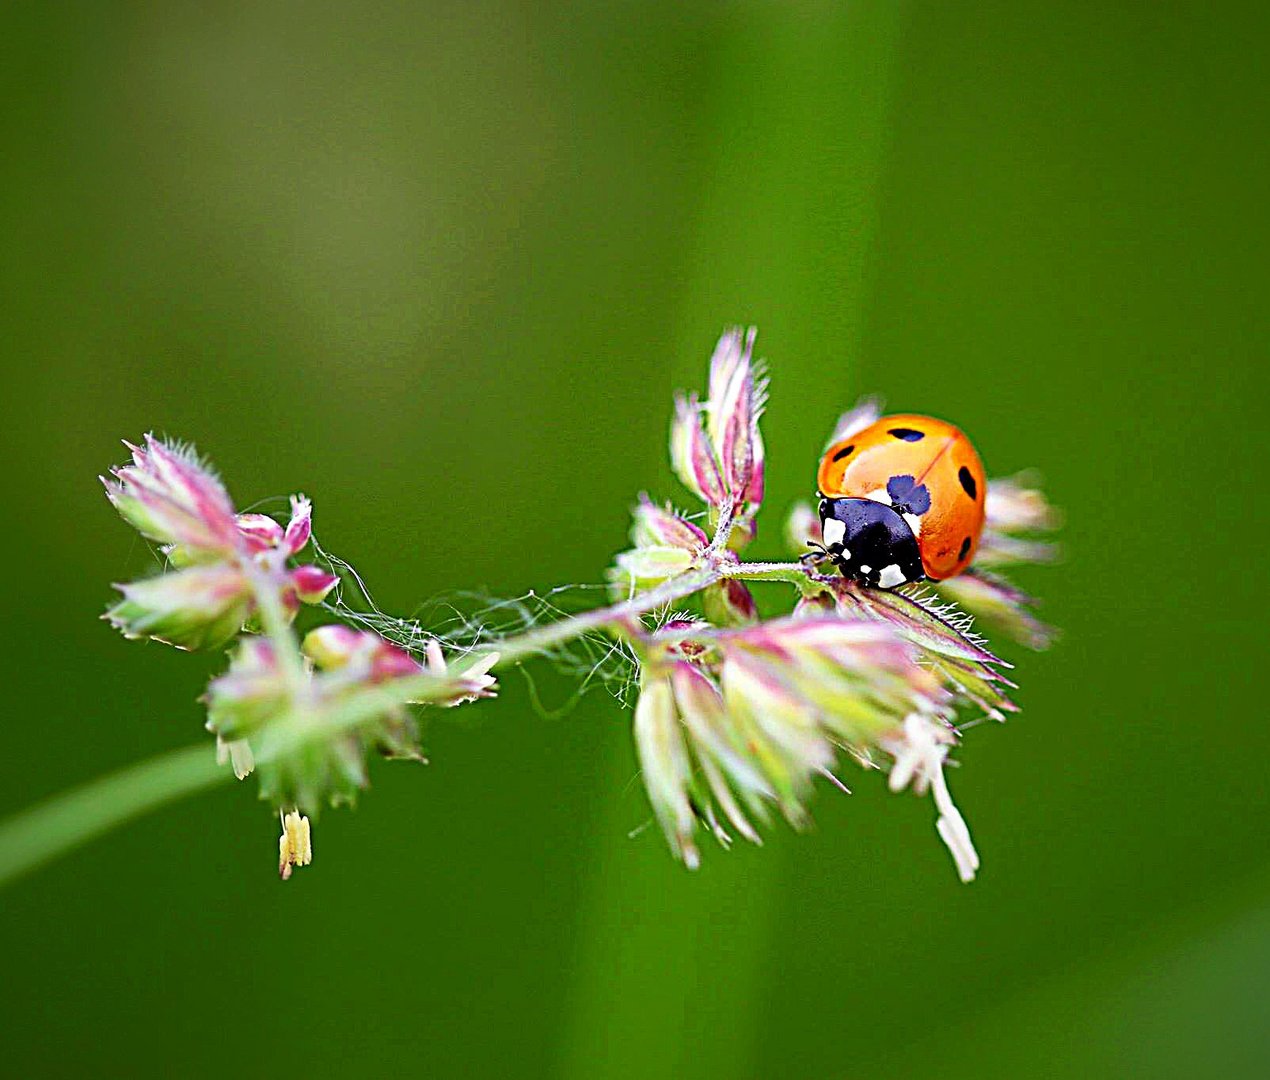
<box><xmin>801</xmin><ymin>541</ymin><xmax>830</xmax><ymax>566</ymax></box>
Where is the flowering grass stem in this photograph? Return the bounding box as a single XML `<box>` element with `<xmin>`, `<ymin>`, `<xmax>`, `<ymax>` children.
<box><xmin>0</xmin><ymin>328</ymin><xmax>1058</xmax><ymax>885</ymax></box>
<box><xmin>0</xmin><ymin>535</ymin><xmax>810</xmax><ymax>887</ymax></box>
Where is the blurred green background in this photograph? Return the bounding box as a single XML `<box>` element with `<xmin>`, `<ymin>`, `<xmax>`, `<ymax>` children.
<box><xmin>2</xmin><ymin>2</ymin><xmax>1266</xmax><ymax>1077</ymax></box>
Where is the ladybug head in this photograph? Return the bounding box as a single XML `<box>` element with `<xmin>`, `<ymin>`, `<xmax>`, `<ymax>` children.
<box><xmin>817</xmin><ymin>496</ymin><xmax>925</xmax><ymax>590</ymax></box>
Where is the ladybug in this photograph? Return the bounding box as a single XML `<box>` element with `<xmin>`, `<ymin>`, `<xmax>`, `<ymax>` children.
<box><xmin>816</xmin><ymin>414</ymin><xmax>987</xmax><ymax>588</ymax></box>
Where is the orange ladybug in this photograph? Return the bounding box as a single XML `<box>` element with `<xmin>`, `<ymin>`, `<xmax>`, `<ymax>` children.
<box><xmin>816</xmin><ymin>414</ymin><xmax>986</xmax><ymax>588</ymax></box>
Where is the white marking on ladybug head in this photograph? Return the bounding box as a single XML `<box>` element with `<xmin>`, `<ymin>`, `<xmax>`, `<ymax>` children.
<box><xmin>822</xmin><ymin>518</ymin><xmax>847</xmax><ymax>549</ymax></box>
<box><xmin>866</xmin><ymin>487</ymin><xmax>892</xmax><ymax>505</ymax></box>
<box><xmin>859</xmin><ymin>565</ymin><xmax>872</xmax><ymax>575</ymax></box>
<box><xmin>878</xmin><ymin>564</ymin><xmax>906</xmax><ymax>588</ymax></box>
<box><xmin>903</xmin><ymin>512</ymin><xmax>923</xmax><ymax>536</ymax></box>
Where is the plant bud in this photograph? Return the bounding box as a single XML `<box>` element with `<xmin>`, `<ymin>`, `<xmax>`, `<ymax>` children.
<box><xmin>106</xmin><ymin>564</ymin><xmax>252</xmax><ymax>651</ymax></box>
<box><xmin>102</xmin><ymin>436</ymin><xmax>240</xmax><ymax>556</ymax></box>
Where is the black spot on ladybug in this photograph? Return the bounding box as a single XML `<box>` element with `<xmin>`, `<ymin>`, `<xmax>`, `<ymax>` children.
<box><xmin>832</xmin><ymin>444</ymin><xmax>855</xmax><ymax>462</ymax></box>
<box><xmin>888</xmin><ymin>427</ymin><xmax>925</xmax><ymax>442</ymax></box>
<box><xmin>887</xmin><ymin>474</ymin><xmax>915</xmax><ymax>499</ymax></box>
<box><xmin>958</xmin><ymin>466</ymin><xmax>978</xmax><ymax>500</ymax></box>
<box><xmin>886</xmin><ymin>474</ymin><xmax>932</xmax><ymax>516</ymax></box>
<box><xmin>959</xmin><ymin>536</ymin><xmax>972</xmax><ymax>560</ymax></box>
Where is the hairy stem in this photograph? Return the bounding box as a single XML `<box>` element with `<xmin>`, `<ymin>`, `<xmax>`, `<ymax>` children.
<box><xmin>0</xmin><ymin>673</ymin><xmax>471</xmax><ymax>889</ymax></box>
<box><xmin>244</xmin><ymin>560</ymin><xmax>307</xmax><ymax>694</ymax></box>
<box><xmin>488</xmin><ymin>505</ymin><xmax>816</xmax><ymax>667</ymax></box>
<box><xmin>703</xmin><ymin>498</ymin><xmax>737</xmax><ymax>556</ymax></box>
<box><xmin>723</xmin><ymin>560</ymin><xmax>824</xmax><ymax>590</ymax></box>
<box><xmin>0</xmin><ymin>743</ymin><xmax>226</xmax><ymax>888</ymax></box>
<box><xmin>489</xmin><ymin>564</ymin><xmax>721</xmax><ymax>669</ymax></box>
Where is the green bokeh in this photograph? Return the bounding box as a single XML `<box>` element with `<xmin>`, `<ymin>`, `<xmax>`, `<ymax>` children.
<box><xmin>1</xmin><ymin>3</ymin><xmax>1265</xmax><ymax>1077</ymax></box>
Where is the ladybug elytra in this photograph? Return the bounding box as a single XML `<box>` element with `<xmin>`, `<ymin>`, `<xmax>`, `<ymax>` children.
<box><xmin>816</xmin><ymin>414</ymin><xmax>986</xmax><ymax>588</ymax></box>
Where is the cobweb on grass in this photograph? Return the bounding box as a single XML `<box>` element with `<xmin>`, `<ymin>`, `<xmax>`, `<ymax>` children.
<box><xmin>309</xmin><ymin>533</ymin><xmax>642</xmax><ymax>710</ymax></box>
